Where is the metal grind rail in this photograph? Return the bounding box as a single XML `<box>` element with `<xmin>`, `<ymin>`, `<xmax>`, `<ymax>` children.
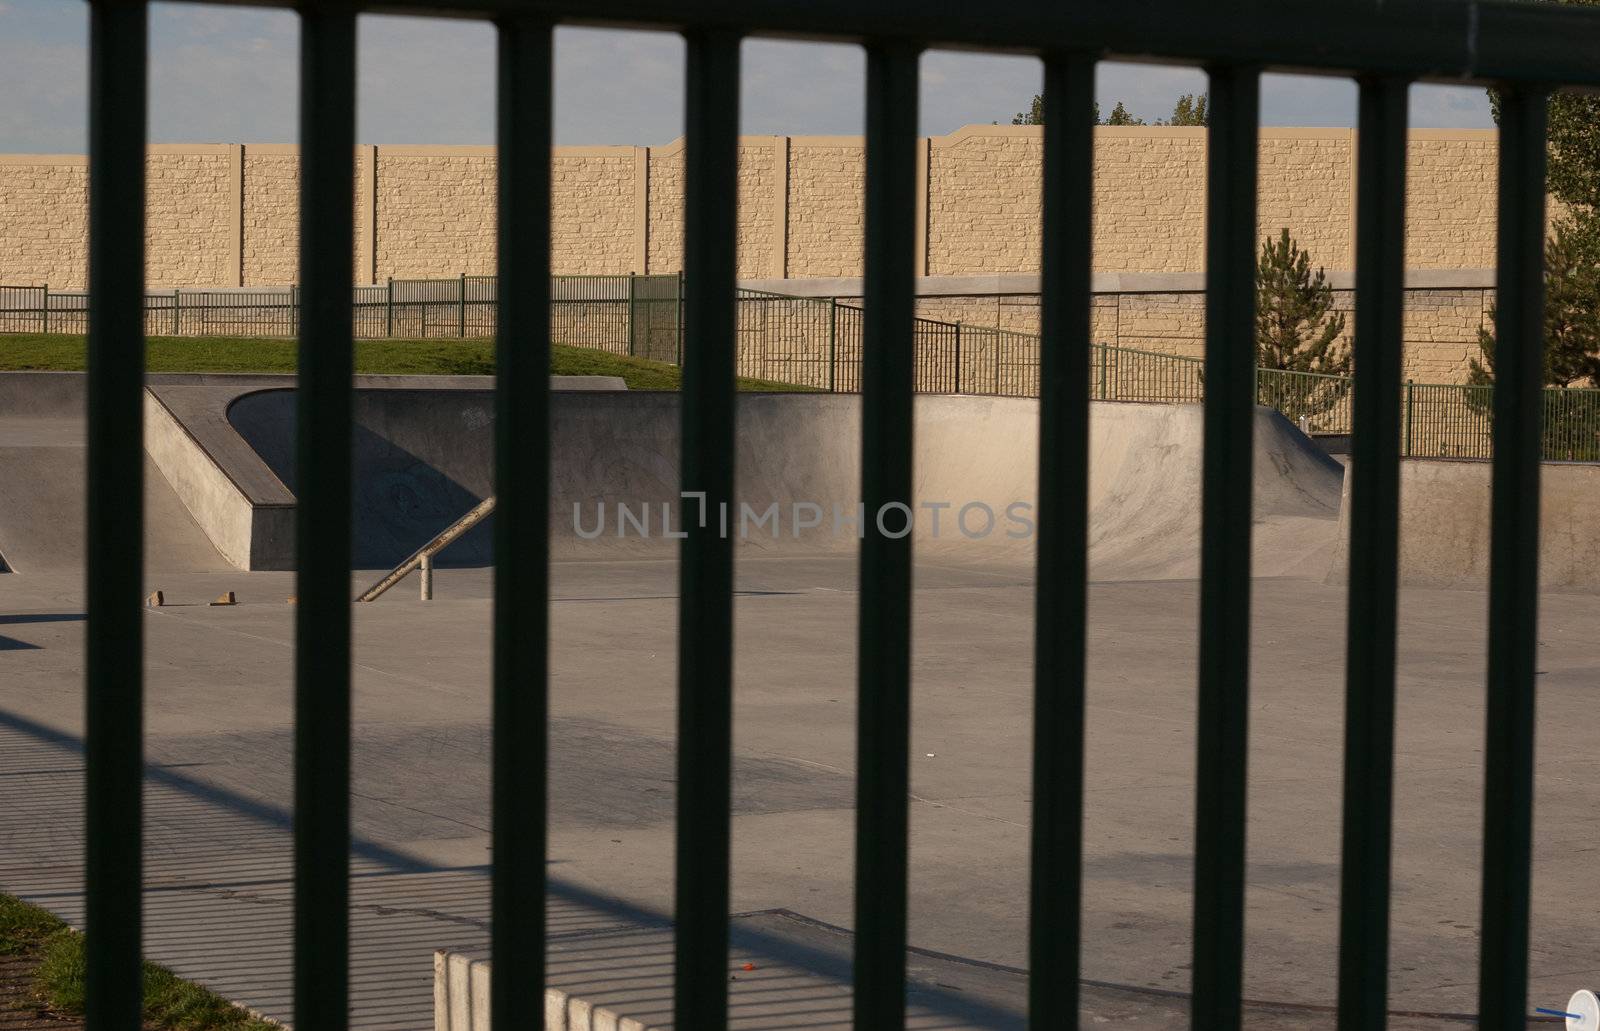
<box><xmin>354</xmin><ymin>495</ymin><xmax>497</xmax><ymax>602</ymax></box>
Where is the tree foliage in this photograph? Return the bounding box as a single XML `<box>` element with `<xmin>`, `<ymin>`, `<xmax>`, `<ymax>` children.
<box><xmin>1158</xmin><ymin>93</ymin><xmax>1209</xmax><ymax>127</ymax></box>
<box><xmin>1476</xmin><ymin>0</ymin><xmax>1600</xmax><ymax>393</ymax></box>
<box><xmin>1255</xmin><ymin>229</ymin><xmax>1350</xmax><ymax>424</ymax></box>
<box><xmin>1010</xmin><ymin>95</ymin><xmax>1204</xmax><ymax>127</ymax></box>
<box><xmin>1103</xmin><ymin>101</ymin><xmax>1144</xmax><ymax>126</ymax></box>
<box><xmin>1011</xmin><ymin>94</ymin><xmax>1045</xmax><ymax>126</ymax></box>
<box><xmin>1469</xmin><ymin>214</ymin><xmax>1600</xmax><ymax>388</ymax></box>
<box><xmin>1255</xmin><ymin>228</ymin><xmax>1349</xmax><ymax>373</ymax></box>
<box><xmin>1487</xmin><ymin>0</ymin><xmax>1600</xmax><ymax>213</ymax></box>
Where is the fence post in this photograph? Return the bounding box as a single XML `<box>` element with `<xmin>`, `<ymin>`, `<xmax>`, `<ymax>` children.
<box><xmin>459</xmin><ymin>272</ymin><xmax>467</xmax><ymax>338</ymax></box>
<box><xmin>1098</xmin><ymin>343</ymin><xmax>1108</xmax><ymax>400</ymax></box>
<box><xmin>1405</xmin><ymin>379</ymin><xmax>1415</xmax><ymax>456</ymax></box>
<box><xmin>954</xmin><ymin>322</ymin><xmax>962</xmax><ymax>395</ymax></box>
<box><xmin>827</xmin><ymin>298</ymin><xmax>837</xmax><ymax>393</ymax></box>
<box><xmin>625</xmin><ymin>272</ymin><xmax>637</xmax><ymax>357</ymax></box>
<box><xmin>386</xmin><ymin>277</ymin><xmax>394</xmax><ymax>338</ymax></box>
<box><xmin>172</xmin><ymin>289</ymin><xmax>181</xmax><ymax>336</ymax></box>
<box><xmin>992</xmin><ymin>323</ymin><xmax>1001</xmax><ymax>394</ymax></box>
<box><xmin>40</xmin><ymin>284</ymin><xmax>48</xmax><ymax>334</ymax></box>
<box><xmin>675</xmin><ymin>270</ymin><xmax>684</xmax><ymax>365</ymax></box>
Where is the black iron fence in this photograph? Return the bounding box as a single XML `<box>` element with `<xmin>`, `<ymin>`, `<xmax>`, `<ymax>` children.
<box><xmin>69</xmin><ymin>1</ymin><xmax>1593</xmax><ymax>1030</ymax></box>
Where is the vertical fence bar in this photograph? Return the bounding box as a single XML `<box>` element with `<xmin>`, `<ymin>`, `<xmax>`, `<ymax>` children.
<box><xmin>1029</xmin><ymin>49</ymin><xmax>1095</xmax><ymax>1031</ymax></box>
<box><xmin>294</xmin><ymin>8</ymin><xmax>356</xmax><ymax>1031</ymax></box>
<box><xmin>673</xmin><ymin>28</ymin><xmax>740</xmax><ymax>1031</ymax></box>
<box><xmin>1477</xmin><ymin>84</ymin><xmax>1548</xmax><ymax>1031</ymax></box>
<box><xmin>853</xmin><ymin>41</ymin><xmax>920</xmax><ymax>1031</ymax></box>
<box><xmin>492</xmin><ymin>18</ymin><xmax>552</xmax><ymax>1030</ymax></box>
<box><xmin>1337</xmin><ymin>74</ymin><xmax>1409</xmax><ymax>1031</ymax></box>
<box><xmin>1190</xmin><ymin>63</ymin><xmax>1259</xmax><ymax>1031</ymax></box>
<box><xmin>953</xmin><ymin>321</ymin><xmax>962</xmax><ymax>394</ymax></box>
<box><xmin>1404</xmin><ymin>380</ymin><xmax>1415</xmax><ymax>456</ymax></box>
<box><xmin>84</xmin><ymin>3</ymin><xmax>147</xmax><ymax>1028</ymax></box>
<box><xmin>828</xmin><ymin>299</ymin><xmax>838</xmax><ymax>393</ymax></box>
<box><xmin>41</xmin><ymin>283</ymin><xmax>49</xmax><ymax>334</ymax></box>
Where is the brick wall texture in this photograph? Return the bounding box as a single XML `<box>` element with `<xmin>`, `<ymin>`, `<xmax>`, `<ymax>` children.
<box><xmin>0</xmin><ymin>126</ymin><xmax>1515</xmax><ymax>382</ymax></box>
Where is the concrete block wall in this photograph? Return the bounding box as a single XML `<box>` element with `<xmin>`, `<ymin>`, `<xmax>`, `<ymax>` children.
<box><xmin>0</xmin><ymin>127</ymin><xmax>1513</xmax><ymax>383</ymax></box>
<box><xmin>0</xmin><ymin>126</ymin><xmax>1503</xmax><ymax>290</ymax></box>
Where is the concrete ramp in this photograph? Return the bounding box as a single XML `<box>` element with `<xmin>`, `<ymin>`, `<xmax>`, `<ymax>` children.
<box><xmin>0</xmin><ymin>373</ymin><xmax>230</xmax><ymax>574</ymax></box>
<box><xmin>1327</xmin><ymin>457</ymin><xmax>1600</xmax><ymax>592</ymax></box>
<box><xmin>221</xmin><ymin>389</ymin><xmax>1343</xmax><ymax>580</ymax></box>
<box><xmin>1</xmin><ymin>373</ymin><xmax>1348</xmax><ymax>581</ymax></box>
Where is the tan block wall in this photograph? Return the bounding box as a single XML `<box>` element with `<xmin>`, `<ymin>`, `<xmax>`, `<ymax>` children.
<box><xmin>551</xmin><ymin>147</ymin><xmax>637</xmax><ymax>277</ymax></box>
<box><xmin>0</xmin><ymin>157</ymin><xmax>88</xmax><ymax>288</ymax></box>
<box><xmin>1406</xmin><ymin>131</ymin><xmax>1498</xmax><ymax>270</ymax></box>
<box><xmin>927</xmin><ymin>127</ymin><xmax>1043</xmax><ymax>274</ymax></box>
<box><xmin>1257</xmin><ymin>131</ymin><xmax>1355</xmax><ymax>272</ymax></box>
<box><xmin>646</xmin><ymin>143</ymin><xmax>684</xmax><ymax>276</ymax></box>
<box><xmin>145</xmin><ymin>147</ymin><xmax>235</xmax><ymax>288</ymax></box>
<box><xmin>0</xmin><ymin>127</ymin><xmax>1505</xmax><ymax>288</ymax></box>
<box><xmin>786</xmin><ymin>140</ymin><xmax>864</xmax><ymax>278</ymax></box>
<box><xmin>1402</xmin><ymin>288</ymin><xmax>1492</xmax><ymax>382</ymax></box>
<box><xmin>737</xmin><ymin>141</ymin><xmax>779</xmax><ymax>280</ymax></box>
<box><xmin>376</xmin><ymin>148</ymin><xmax>498</xmax><ymax>280</ymax></box>
<box><xmin>242</xmin><ymin>147</ymin><xmax>299</xmax><ymax>286</ymax></box>
<box><xmin>1092</xmin><ymin>129</ymin><xmax>1208</xmax><ymax>273</ymax></box>
<box><xmin>0</xmin><ymin>126</ymin><xmax>1508</xmax><ymax>388</ymax></box>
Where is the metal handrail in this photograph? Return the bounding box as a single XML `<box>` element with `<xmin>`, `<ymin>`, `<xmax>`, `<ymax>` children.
<box><xmin>354</xmin><ymin>495</ymin><xmax>496</xmax><ymax>602</ymax></box>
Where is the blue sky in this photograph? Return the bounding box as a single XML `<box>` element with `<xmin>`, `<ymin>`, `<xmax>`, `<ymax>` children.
<box><xmin>0</xmin><ymin>0</ymin><xmax>1493</xmax><ymax>153</ymax></box>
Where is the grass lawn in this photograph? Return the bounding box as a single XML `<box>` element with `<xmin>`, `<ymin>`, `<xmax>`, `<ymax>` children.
<box><xmin>0</xmin><ymin>333</ymin><xmax>819</xmax><ymax>392</ymax></box>
<box><xmin>0</xmin><ymin>893</ymin><xmax>276</xmax><ymax>1030</ymax></box>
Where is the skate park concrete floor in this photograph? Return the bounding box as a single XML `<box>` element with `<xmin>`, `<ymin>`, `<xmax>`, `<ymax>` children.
<box><xmin>2</xmin><ymin>557</ymin><xmax>1597</xmax><ymax>1029</ymax></box>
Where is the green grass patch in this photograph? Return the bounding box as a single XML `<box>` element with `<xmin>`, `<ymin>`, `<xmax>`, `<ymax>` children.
<box><xmin>0</xmin><ymin>333</ymin><xmax>819</xmax><ymax>392</ymax></box>
<box><xmin>0</xmin><ymin>892</ymin><xmax>276</xmax><ymax>1030</ymax></box>
<box><xmin>0</xmin><ymin>892</ymin><xmax>65</xmax><ymax>956</ymax></box>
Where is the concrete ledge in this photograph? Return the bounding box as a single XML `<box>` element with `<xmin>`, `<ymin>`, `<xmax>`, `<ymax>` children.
<box><xmin>143</xmin><ymin>389</ymin><xmax>291</xmax><ymax>571</ymax></box>
<box><xmin>738</xmin><ymin>268</ymin><xmax>1498</xmax><ymax>298</ymax></box>
<box><xmin>1327</xmin><ymin>457</ymin><xmax>1600</xmax><ymax>592</ymax></box>
<box><xmin>435</xmin><ymin>951</ymin><xmax>654</xmax><ymax>1031</ymax></box>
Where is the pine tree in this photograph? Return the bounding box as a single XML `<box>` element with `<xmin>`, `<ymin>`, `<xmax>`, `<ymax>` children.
<box><xmin>1010</xmin><ymin>94</ymin><xmax>1103</xmax><ymax>125</ymax></box>
<box><xmin>1255</xmin><ymin>229</ymin><xmax>1350</xmax><ymax>423</ymax></box>
<box><xmin>1256</xmin><ymin>229</ymin><xmax>1348</xmax><ymax>373</ymax></box>
<box><xmin>1011</xmin><ymin>94</ymin><xmax>1045</xmax><ymax>126</ymax></box>
<box><xmin>1468</xmin><ymin>213</ymin><xmax>1600</xmax><ymax>389</ymax></box>
<box><xmin>1103</xmin><ymin>101</ymin><xmax>1144</xmax><ymax>126</ymax></box>
<box><xmin>1159</xmin><ymin>93</ymin><xmax>1209</xmax><ymax>127</ymax></box>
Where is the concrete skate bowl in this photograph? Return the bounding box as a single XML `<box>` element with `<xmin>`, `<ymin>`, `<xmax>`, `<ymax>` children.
<box><xmin>226</xmin><ymin>388</ymin><xmax>1345</xmax><ymax>580</ymax></box>
<box><xmin>1328</xmin><ymin>457</ymin><xmax>1600</xmax><ymax>592</ymax></box>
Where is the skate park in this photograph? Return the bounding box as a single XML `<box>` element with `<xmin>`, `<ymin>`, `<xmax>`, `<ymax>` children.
<box><xmin>2</xmin><ymin>367</ymin><xmax>1599</xmax><ymax>1028</ymax></box>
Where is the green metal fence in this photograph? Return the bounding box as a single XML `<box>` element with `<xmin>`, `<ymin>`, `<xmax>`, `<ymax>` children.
<box><xmin>10</xmin><ymin>271</ymin><xmax>1600</xmax><ymax>460</ymax></box>
<box><xmin>36</xmin><ymin>295</ymin><xmax>1552</xmax><ymax>464</ymax></box>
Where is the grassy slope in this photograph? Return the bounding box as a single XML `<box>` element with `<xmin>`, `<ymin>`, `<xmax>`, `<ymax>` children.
<box><xmin>0</xmin><ymin>893</ymin><xmax>277</xmax><ymax>1031</ymax></box>
<box><xmin>0</xmin><ymin>334</ymin><xmax>818</xmax><ymax>392</ymax></box>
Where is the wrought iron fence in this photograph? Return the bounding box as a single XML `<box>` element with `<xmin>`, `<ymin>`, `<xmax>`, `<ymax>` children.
<box><xmin>58</xmin><ymin>2</ymin><xmax>1597</xmax><ymax>1030</ymax></box>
